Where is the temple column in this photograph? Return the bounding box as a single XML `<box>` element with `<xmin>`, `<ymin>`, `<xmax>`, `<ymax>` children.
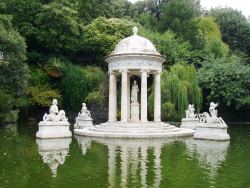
<box><xmin>109</xmin><ymin>71</ymin><xmax>117</xmax><ymax>122</ymax></box>
<box><xmin>121</xmin><ymin>70</ymin><xmax>128</xmax><ymax>122</ymax></box>
<box><xmin>127</xmin><ymin>74</ymin><xmax>131</xmax><ymax>121</ymax></box>
<box><xmin>154</xmin><ymin>71</ymin><xmax>161</xmax><ymax>122</ymax></box>
<box><xmin>141</xmin><ymin>70</ymin><xmax>148</xmax><ymax>122</ymax></box>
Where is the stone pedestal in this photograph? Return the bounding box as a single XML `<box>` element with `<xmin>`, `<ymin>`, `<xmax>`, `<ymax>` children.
<box><xmin>194</xmin><ymin>123</ymin><xmax>230</xmax><ymax>141</ymax></box>
<box><xmin>75</xmin><ymin>117</ymin><xmax>93</xmax><ymax>129</ymax></box>
<box><xmin>180</xmin><ymin>118</ymin><xmax>199</xmax><ymax>130</ymax></box>
<box><xmin>130</xmin><ymin>102</ymin><xmax>140</xmax><ymax>122</ymax></box>
<box><xmin>36</xmin><ymin>121</ymin><xmax>72</xmax><ymax>138</ymax></box>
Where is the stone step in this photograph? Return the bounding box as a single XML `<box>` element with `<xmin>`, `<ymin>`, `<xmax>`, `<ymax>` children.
<box><xmin>74</xmin><ymin>129</ymin><xmax>194</xmax><ymax>138</ymax></box>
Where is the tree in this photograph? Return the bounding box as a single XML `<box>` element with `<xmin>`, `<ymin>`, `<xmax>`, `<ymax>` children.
<box><xmin>81</xmin><ymin>17</ymin><xmax>135</xmax><ymax>66</ymax></box>
<box><xmin>0</xmin><ymin>14</ymin><xmax>29</xmax><ymax>121</ymax></box>
<box><xmin>159</xmin><ymin>0</ymin><xmax>201</xmax><ymax>45</ymax></box>
<box><xmin>210</xmin><ymin>8</ymin><xmax>250</xmax><ymax>57</ymax></box>
<box><xmin>148</xmin><ymin>64</ymin><xmax>202</xmax><ymax>121</ymax></box>
<box><xmin>198</xmin><ymin>56</ymin><xmax>250</xmax><ymax>110</ymax></box>
<box><xmin>59</xmin><ymin>64</ymin><xmax>105</xmax><ymax>111</ymax></box>
<box><xmin>141</xmin><ymin>29</ymin><xmax>192</xmax><ymax>66</ymax></box>
<box><xmin>0</xmin><ymin>14</ymin><xmax>28</xmax><ymax>96</ymax></box>
<box><xmin>34</xmin><ymin>1</ymin><xmax>83</xmax><ymax>54</ymax></box>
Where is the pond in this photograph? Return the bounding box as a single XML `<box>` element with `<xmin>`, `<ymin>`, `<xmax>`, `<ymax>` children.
<box><xmin>0</xmin><ymin>123</ymin><xmax>250</xmax><ymax>188</ymax></box>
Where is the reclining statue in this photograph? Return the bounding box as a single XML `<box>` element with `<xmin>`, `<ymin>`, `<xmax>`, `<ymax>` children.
<box><xmin>43</xmin><ymin>99</ymin><xmax>68</xmax><ymax>122</ymax></box>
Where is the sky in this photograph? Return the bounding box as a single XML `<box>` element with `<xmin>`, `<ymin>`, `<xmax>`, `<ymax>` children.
<box><xmin>128</xmin><ymin>0</ymin><xmax>250</xmax><ymax>18</ymax></box>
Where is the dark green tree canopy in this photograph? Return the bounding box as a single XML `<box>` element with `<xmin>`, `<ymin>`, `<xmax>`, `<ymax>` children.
<box><xmin>210</xmin><ymin>8</ymin><xmax>250</xmax><ymax>56</ymax></box>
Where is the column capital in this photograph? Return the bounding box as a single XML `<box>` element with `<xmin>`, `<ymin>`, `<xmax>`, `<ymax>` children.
<box><xmin>140</xmin><ymin>69</ymin><xmax>150</xmax><ymax>73</ymax></box>
<box><xmin>154</xmin><ymin>70</ymin><xmax>162</xmax><ymax>75</ymax></box>
<box><xmin>108</xmin><ymin>70</ymin><xmax>116</xmax><ymax>75</ymax></box>
<box><xmin>119</xmin><ymin>69</ymin><xmax>129</xmax><ymax>73</ymax></box>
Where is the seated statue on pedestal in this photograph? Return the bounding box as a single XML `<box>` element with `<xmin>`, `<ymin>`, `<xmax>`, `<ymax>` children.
<box><xmin>77</xmin><ymin>103</ymin><xmax>92</xmax><ymax>120</ymax></box>
<box><xmin>185</xmin><ymin>104</ymin><xmax>197</xmax><ymax>118</ymax></box>
<box><xmin>43</xmin><ymin>99</ymin><xmax>68</xmax><ymax>122</ymax></box>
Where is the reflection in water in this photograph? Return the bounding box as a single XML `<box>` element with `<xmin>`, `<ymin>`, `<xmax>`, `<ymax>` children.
<box><xmin>185</xmin><ymin>139</ymin><xmax>229</xmax><ymax>176</ymax></box>
<box><xmin>75</xmin><ymin>137</ymin><xmax>91</xmax><ymax>155</ymax></box>
<box><xmin>36</xmin><ymin>138</ymin><xmax>72</xmax><ymax>177</ymax></box>
<box><xmin>75</xmin><ymin>137</ymin><xmax>181</xmax><ymax>188</ymax></box>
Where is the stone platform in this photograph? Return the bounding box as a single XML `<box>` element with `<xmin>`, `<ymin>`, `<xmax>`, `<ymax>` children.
<box><xmin>180</xmin><ymin>118</ymin><xmax>199</xmax><ymax>130</ymax></box>
<box><xmin>36</xmin><ymin>121</ymin><xmax>72</xmax><ymax>138</ymax></box>
<box><xmin>194</xmin><ymin>123</ymin><xmax>230</xmax><ymax>141</ymax></box>
<box><xmin>74</xmin><ymin>121</ymin><xmax>195</xmax><ymax>139</ymax></box>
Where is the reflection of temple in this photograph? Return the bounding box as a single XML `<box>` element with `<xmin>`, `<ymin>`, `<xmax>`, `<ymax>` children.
<box><xmin>36</xmin><ymin>138</ymin><xmax>72</xmax><ymax>177</ymax></box>
<box><xmin>76</xmin><ymin>137</ymin><xmax>180</xmax><ymax>188</ymax></box>
<box><xmin>185</xmin><ymin>139</ymin><xmax>229</xmax><ymax>176</ymax></box>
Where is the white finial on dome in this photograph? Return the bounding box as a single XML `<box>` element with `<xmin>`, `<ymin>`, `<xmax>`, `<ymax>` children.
<box><xmin>133</xmin><ymin>26</ymin><xmax>138</xmax><ymax>35</ymax></box>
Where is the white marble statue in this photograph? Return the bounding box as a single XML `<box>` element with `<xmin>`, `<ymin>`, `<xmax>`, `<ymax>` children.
<box><xmin>194</xmin><ymin>102</ymin><xmax>229</xmax><ymax>140</ymax></box>
<box><xmin>185</xmin><ymin>104</ymin><xmax>196</xmax><ymax>118</ymax></box>
<box><xmin>43</xmin><ymin>99</ymin><xmax>68</xmax><ymax>122</ymax></box>
<box><xmin>131</xmin><ymin>80</ymin><xmax>139</xmax><ymax>104</ymax></box>
<box><xmin>78</xmin><ymin>103</ymin><xmax>92</xmax><ymax>120</ymax></box>
<box><xmin>198</xmin><ymin>102</ymin><xmax>225</xmax><ymax>125</ymax></box>
<box><xmin>74</xmin><ymin>103</ymin><xmax>93</xmax><ymax>129</ymax></box>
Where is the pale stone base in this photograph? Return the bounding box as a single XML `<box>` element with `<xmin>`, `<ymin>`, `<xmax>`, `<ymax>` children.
<box><xmin>131</xmin><ymin>103</ymin><xmax>140</xmax><ymax>122</ymax></box>
<box><xmin>180</xmin><ymin>118</ymin><xmax>199</xmax><ymax>130</ymax></box>
<box><xmin>194</xmin><ymin>123</ymin><xmax>230</xmax><ymax>141</ymax></box>
<box><xmin>36</xmin><ymin>121</ymin><xmax>72</xmax><ymax>138</ymax></box>
<box><xmin>74</xmin><ymin>121</ymin><xmax>195</xmax><ymax>139</ymax></box>
<box><xmin>75</xmin><ymin>117</ymin><xmax>93</xmax><ymax>129</ymax></box>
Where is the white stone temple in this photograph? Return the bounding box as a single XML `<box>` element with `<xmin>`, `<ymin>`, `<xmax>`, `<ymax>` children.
<box><xmin>74</xmin><ymin>27</ymin><xmax>194</xmax><ymax>138</ymax></box>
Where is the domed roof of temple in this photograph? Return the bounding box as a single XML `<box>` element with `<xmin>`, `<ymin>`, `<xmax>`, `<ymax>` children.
<box><xmin>109</xmin><ymin>27</ymin><xmax>160</xmax><ymax>56</ymax></box>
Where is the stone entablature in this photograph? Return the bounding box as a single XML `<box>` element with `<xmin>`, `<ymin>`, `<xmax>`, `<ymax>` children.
<box><xmin>106</xmin><ymin>54</ymin><xmax>164</xmax><ymax>72</ymax></box>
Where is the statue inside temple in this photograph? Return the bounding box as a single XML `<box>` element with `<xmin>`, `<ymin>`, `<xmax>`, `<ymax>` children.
<box><xmin>131</xmin><ymin>80</ymin><xmax>139</xmax><ymax>104</ymax></box>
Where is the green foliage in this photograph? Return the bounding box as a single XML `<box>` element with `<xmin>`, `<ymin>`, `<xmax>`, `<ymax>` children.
<box><xmin>160</xmin><ymin>0</ymin><xmax>201</xmax><ymax>45</ymax></box>
<box><xmin>0</xmin><ymin>90</ymin><xmax>14</xmax><ymax>115</ymax></box>
<box><xmin>198</xmin><ymin>57</ymin><xmax>250</xmax><ymax>109</ymax></box>
<box><xmin>35</xmin><ymin>1</ymin><xmax>83</xmax><ymax>53</ymax></box>
<box><xmin>149</xmin><ymin>64</ymin><xmax>202</xmax><ymax>121</ymax></box>
<box><xmin>28</xmin><ymin>85</ymin><xmax>62</xmax><ymax>107</ymax></box>
<box><xmin>210</xmin><ymin>8</ymin><xmax>250</xmax><ymax>55</ymax></box>
<box><xmin>82</xmin><ymin>17</ymin><xmax>135</xmax><ymax>60</ymax></box>
<box><xmin>28</xmin><ymin>68</ymin><xmax>62</xmax><ymax>107</ymax></box>
<box><xmin>85</xmin><ymin>91</ymin><xmax>105</xmax><ymax>106</ymax></box>
<box><xmin>141</xmin><ymin>29</ymin><xmax>192</xmax><ymax>66</ymax></box>
<box><xmin>195</xmin><ymin>16</ymin><xmax>229</xmax><ymax>58</ymax></box>
<box><xmin>59</xmin><ymin>64</ymin><xmax>105</xmax><ymax>111</ymax></box>
<box><xmin>0</xmin><ymin>14</ymin><xmax>29</xmax><ymax>98</ymax></box>
<box><xmin>196</xmin><ymin>16</ymin><xmax>222</xmax><ymax>40</ymax></box>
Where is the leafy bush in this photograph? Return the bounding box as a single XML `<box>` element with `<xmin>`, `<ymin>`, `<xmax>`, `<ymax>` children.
<box><xmin>59</xmin><ymin>64</ymin><xmax>105</xmax><ymax>111</ymax></box>
<box><xmin>198</xmin><ymin>57</ymin><xmax>250</xmax><ymax>109</ymax></box>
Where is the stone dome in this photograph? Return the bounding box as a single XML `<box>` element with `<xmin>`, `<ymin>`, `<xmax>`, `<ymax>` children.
<box><xmin>109</xmin><ymin>27</ymin><xmax>160</xmax><ymax>56</ymax></box>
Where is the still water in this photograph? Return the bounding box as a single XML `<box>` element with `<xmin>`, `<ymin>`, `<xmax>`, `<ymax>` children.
<box><xmin>0</xmin><ymin>123</ymin><xmax>250</xmax><ymax>188</ymax></box>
